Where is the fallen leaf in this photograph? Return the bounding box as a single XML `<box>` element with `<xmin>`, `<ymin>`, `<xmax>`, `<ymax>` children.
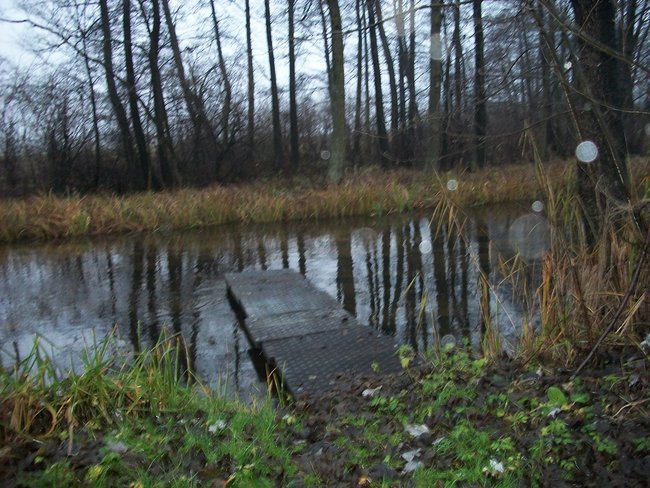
<box><xmin>208</xmin><ymin>420</ymin><xmax>227</xmax><ymax>433</ymax></box>
<box><xmin>362</xmin><ymin>386</ymin><xmax>383</xmax><ymax>398</ymax></box>
<box><xmin>401</xmin><ymin>449</ymin><xmax>421</xmax><ymax>462</ymax></box>
<box><xmin>547</xmin><ymin>407</ymin><xmax>561</xmax><ymax>418</ymax></box>
<box><xmin>405</xmin><ymin>424</ymin><xmax>429</xmax><ymax>437</ymax></box>
<box><xmin>403</xmin><ymin>460</ymin><xmax>424</xmax><ymax>473</ymax></box>
<box><xmin>489</xmin><ymin>458</ymin><xmax>505</xmax><ymax>473</ymax></box>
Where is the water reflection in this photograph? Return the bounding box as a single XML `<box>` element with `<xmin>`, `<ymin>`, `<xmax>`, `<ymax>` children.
<box><xmin>0</xmin><ymin>204</ymin><xmax>539</xmax><ymax>398</ymax></box>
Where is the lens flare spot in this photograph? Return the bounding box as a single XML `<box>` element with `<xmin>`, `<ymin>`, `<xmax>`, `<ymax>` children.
<box><xmin>418</xmin><ymin>240</ymin><xmax>432</xmax><ymax>254</ymax></box>
<box><xmin>575</xmin><ymin>141</ymin><xmax>598</xmax><ymax>163</ymax></box>
<box><xmin>320</xmin><ymin>150</ymin><xmax>331</xmax><ymax>161</ymax></box>
<box><xmin>429</xmin><ymin>34</ymin><xmax>443</xmax><ymax>60</ymax></box>
<box><xmin>508</xmin><ymin>214</ymin><xmax>550</xmax><ymax>260</ymax></box>
<box><xmin>446</xmin><ymin>179</ymin><xmax>458</xmax><ymax>191</ymax></box>
<box><xmin>531</xmin><ymin>200</ymin><xmax>544</xmax><ymax>213</ymax></box>
<box><xmin>357</xmin><ymin>227</ymin><xmax>378</xmax><ymax>246</ymax></box>
<box><xmin>440</xmin><ymin>334</ymin><xmax>457</xmax><ymax>351</ymax></box>
<box><xmin>394</xmin><ymin>7</ymin><xmax>415</xmax><ymax>37</ymax></box>
<box><xmin>563</xmin><ymin>61</ymin><xmax>572</xmax><ymax>70</ymax></box>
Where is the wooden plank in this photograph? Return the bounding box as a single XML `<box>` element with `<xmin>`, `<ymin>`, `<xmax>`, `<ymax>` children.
<box><xmin>245</xmin><ymin>309</ymin><xmax>354</xmax><ymax>348</ymax></box>
<box><xmin>224</xmin><ymin>270</ymin><xmax>401</xmax><ymax>398</ymax></box>
<box><xmin>262</xmin><ymin>328</ymin><xmax>401</xmax><ymax>397</ymax></box>
<box><xmin>225</xmin><ymin>271</ymin><xmax>339</xmax><ymax>319</ymax></box>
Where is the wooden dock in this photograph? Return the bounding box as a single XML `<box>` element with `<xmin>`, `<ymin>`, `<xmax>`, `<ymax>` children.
<box><xmin>224</xmin><ymin>269</ymin><xmax>401</xmax><ymax>398</ymax></box>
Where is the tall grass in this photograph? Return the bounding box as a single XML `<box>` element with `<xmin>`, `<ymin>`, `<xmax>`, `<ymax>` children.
<box><xmin>1</xmin><ymin>161</ymin><xmax>624</xmax><ymax>243</ymax></box>
<box><xmin>1</xmin><ymin>330</ymin><xmax>213</xmax><ymax>447</ymax></box>
<box><xmin>1</xmin><ymin>332</ymin><xmax>299</xmax><ymax>486</ymax></box>
<box><xmin>422</xmin><ymin>155</ymin><xmax>648</xmax><ymax>365</ymax></box>
<box><xmin>526</xmin><ymin>165</ymin><xmax>649</xmax><ymax>366</ymax></box>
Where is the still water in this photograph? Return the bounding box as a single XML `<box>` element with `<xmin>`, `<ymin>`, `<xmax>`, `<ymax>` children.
<box><xmin>0</xmin><ymin>204</ymin><xmax>547</xmax><ymax>399</ymax></box>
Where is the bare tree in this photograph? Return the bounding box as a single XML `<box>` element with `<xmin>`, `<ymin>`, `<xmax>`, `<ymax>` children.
<box><xmin>244</xmin><ymin>0</ymin><xmax>255</xmax><ymax>157</ymax></box>
<box><xmin>288</xmin><ymin>0</ymin><xmax>300</xmax><ymax>168</ymax></box>
<box><xmin>326</xmin><ymin>0</ymin><xmax>346</xmax><ymax>183</ymax></box>
<box><xmin>367</xmin><ymin>0</ymin><xmax>389</xmax><ymax>159</ymax></box>
<box><xmin>427</xmin><ymin>1</ymin><xmax>442</xmax><ymax>170</ymax></box>
<box><xmin>99</xmin><ymin>0</ymin><xmax>137</xmax><ymax>190</ymax></box>
<box><xmin>123</xmin><ymin>0</ymin><xmax>150</xmax><ymax>190</ymax></box>
<box><xmin>473</xmin><ymin>0</ymin><xmax>487</xmax><ymax>170</ymax></box>
<box><xmin>142</xmin><ymin>0</ymin><xmax>176</xmax><ymax>188</ymax></box>
<box><xmin>569</xmin><ymin>0</ymin><xmax>629</xmax><ymax>244</ymax></box>
<box><xmin>209</xmin><ymin>0</ymin><xmax>232</xmax><ymax>148</ymax></box>
<box><xmin>264</xmin><ymin>0</ymin><xmax>284</xmax><ymax>170</ymax></box>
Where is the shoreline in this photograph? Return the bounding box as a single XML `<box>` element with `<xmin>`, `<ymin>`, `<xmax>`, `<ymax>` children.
<box><xmin>0</xmin><ymin>161</ymin><xmax>585</xmax><ymax>244</ymax></box>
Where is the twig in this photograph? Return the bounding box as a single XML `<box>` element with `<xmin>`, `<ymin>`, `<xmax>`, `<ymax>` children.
<box><xmin>614</xmin><ymin>398</ymin><xmax>650</xmax><ymax>418</ymax></box>
<box><xmin>572</xmin><ymin>226</ymin><xmax>650</xmax><ymax>378</ymax></box>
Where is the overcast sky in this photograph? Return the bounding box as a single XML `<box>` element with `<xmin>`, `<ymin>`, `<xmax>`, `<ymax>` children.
<box><xmin>0</xmin><ymin>0</ymin><xmax>35</xmax><ymax>64</ymax></box>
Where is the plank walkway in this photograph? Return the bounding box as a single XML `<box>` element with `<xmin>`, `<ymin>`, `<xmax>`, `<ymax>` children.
<box><xmin>224</xmin><ymin>269</ymin><xmax>401</xmax><ymax>398</ymax></box>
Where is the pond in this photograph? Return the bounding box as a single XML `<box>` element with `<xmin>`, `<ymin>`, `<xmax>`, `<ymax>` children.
<box><xmin>0</xmin><ymin>203</ymin><xmax>548</xmax><ymax>399</ymax></box>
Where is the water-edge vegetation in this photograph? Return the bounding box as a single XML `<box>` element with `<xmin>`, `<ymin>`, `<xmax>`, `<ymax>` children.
<box><xmin>1</xmin><ymin>156</ymin><xmax>649</xmax><ymax>486</ymax></box>
<box><xmin>1</xmin><ymin>334</ymin><xmax>648</xmax><ymax>486</ymax></box>
<box><xmin>1</xmin><ymin>159</ymin><xmax>647</xmax><ymax>244</ymax></box>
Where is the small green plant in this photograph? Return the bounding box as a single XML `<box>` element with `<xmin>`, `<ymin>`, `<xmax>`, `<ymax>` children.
<box><xmin>546</xmin><ymin>386</ymin><xmax>568</xmax><ymax>407</ymax></box>
<box><xmin>588</xmin><ymin>432</ymin><xmax>618</xmax><ymax>456</ymax></box>
<box><xmin>396</xmin><ymin>344</ymin><xmax>416</xmax><ymax>369</ymax></box>
<box><xmin>633</xmin><ymin>437</ymin><xmax>650</xmax><ymax>453</ymax></box>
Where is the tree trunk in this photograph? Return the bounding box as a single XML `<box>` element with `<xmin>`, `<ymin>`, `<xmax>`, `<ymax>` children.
<box><xmin>452</xmin><ymin>0</ymin><xmax>463</xmax><ymax>116</ymax></box>
<box><xmin>148</xmin><ymin>0</ymin><xmax>176</xmax><ymax>188</ymax></box>
<box><xmin>161</xmin><ymin>0</ymin><xmax>215</xmax><ymax>179</ymax></box>
<box><xmin>442</xmin><ymin>54</ymin><xmax>451</xmax><ymax>170</ymax></box>
<box><xmin>288</xmin><ymin>0</ymin><xmax>300</xmax><ymax>168</ymax></box>
<box><xmin>407</xmin><ymin>0</ymin><xmax>419</xmax><ymax>127</ymax></box>
<box><xmin>427</xmin><ymin>1</ymin><xmax>442</xmax><ymax>171</ymax></box>
<box><xmin>209</xmin><ymin>0</ymin><xmax>232</xmax><ymax>148</ymax></box>
<box><xmin>123</xmin><ymin>0</ymin><xmax>149</xmax><ymax>190</ymax></box>
<box><xmin>619</xmin><ymin>0</ymin><xmax>640</xmax><ymax>153</ymax></box>
<box><xmin>326</xmin><ymin>0</ymin><xmax>346</xmax><ymax>183</ymax></box>
<box><xmin>473</xmin><ymin>0</ymin><xmax>487</xmax><ymax>170</ymax></box>
<box><xmin>570</xmin><ymin>0</ymin><xmax>630</xmax><ymax>245</ymax></box>
<box><xmin>374</xmin><ymin>1</ymin><xmax>399</xmax><ymax>139</ymax></box>
<box><xmin>395</xmin><ymin>0</ymin><xmax>408</xmax><ymax>160</ymax></box>
<box><xmin>353</xmin><ymin>0</ymin><xmax>364</xmax><ymax>163</ymax></box>
<box><xmin>264</xmin><ymin>0</ymin><xmax>284</xmax><ymax>170</ymax></box>
<box><xmin>318</xmin><ymin>0</ymin><xmax>333</xmax><ymax>89</ymax></box>
<box><xmin>80</xmin><ymin>30</ymin><xmax>102</xmax><ymax>189</ymax></box>
<box><xmin>245</xmin><ymin>0</ymin><xmax>255</xmax><ymax>155</ymax></box>
<box><xmin>99</xmin><ymin>0</ymin><xmax>136</xmax><ymax>190</ymax></box>
<box><xmin>264</xmin><ymin>0</ymin><xmax>284</xmax><ymax>169</ymax></box>
<box><xmin>162</xmin><ymin>0</ymin><xmax>198</xmax><ymax>125</ymax></box>
<box><xmin>537</xmin><ymin>0</ymin><xmax>552</xmax><ymax>161</ymax></box>
<box><xmin>367</xmin><ymin>0</ymin><xmax>389</xmax><ymax>158</ymax></box>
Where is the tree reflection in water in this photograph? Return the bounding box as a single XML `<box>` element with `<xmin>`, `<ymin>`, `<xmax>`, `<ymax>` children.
<box><xmin>0</xmin><ymin>204</ymin><xmax>539</xmax><ymax>398</ymax></box>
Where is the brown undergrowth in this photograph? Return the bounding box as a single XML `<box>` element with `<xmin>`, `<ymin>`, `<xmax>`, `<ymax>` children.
<box><xmin>3</xmin><ymin>160</ymin><xmax>638</xmax><ymax>243</ymax></box>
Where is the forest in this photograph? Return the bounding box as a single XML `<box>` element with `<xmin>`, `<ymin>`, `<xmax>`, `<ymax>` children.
<box><xmin>0</xmin><ymin>0</ymin><xmax>647</xmax><ymax>195</ymax></box>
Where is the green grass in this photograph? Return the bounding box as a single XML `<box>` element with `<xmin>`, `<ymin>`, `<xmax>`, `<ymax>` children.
<box><xmin>1</xmin><ymin>336</ymin><xmax>646</xmax><ymax>486</ymax></box>
<box><xmin>1</xmin><ymin>332</ymin><xmax>296</xmax><ymax>487</ymax></box>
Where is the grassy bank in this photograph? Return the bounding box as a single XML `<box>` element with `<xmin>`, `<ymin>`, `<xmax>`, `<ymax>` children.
<box><xmin>0</xmin><ymin>335</ymin><xmax>296</xmax><ymax>487</ymax></box>
<box><xmin>1</xmin><ymin>338</ymin><xmax>647</xmax><ymax>486</ymax></box>
<box><xmin>4</xmin><ymin>160</ymin><xmax>648</xmax><ymax>243</ymax></box>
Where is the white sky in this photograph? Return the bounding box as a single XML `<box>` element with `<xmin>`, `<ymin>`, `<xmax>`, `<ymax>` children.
<box><xmin>0</xmin><ymin>0</ymin><xmax>36</xmax><ymax>65</ymax></box>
